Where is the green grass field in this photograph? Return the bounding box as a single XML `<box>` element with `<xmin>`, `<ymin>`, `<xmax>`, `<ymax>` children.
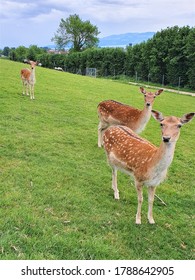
<box><xmin>0</xmin><ymin>59</ymin><xmax>195</xmax><ymax>260</ymax></box>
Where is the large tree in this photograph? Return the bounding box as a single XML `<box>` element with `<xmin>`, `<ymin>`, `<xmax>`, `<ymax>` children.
<box><xmin>52</xmin><ymin>14</ymin><xmax>100</xmax><ymax>52</ymax></box>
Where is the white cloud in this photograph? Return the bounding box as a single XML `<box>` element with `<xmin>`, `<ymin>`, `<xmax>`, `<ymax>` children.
<box><xmin>1</xmin><ymin>0</ymin><xmax>194</xmax><ymax>23</ymax></box>
<box><xmin>0</xmin><ymin>1</ymin><xmax>36</xmax><ymax>19</ymax></box>
<box><xmin>0</xmin><ymin>0</ymin><xmax>194</xmax><ymax>47</ymax></box>
<box><xmin>30</xmin><ymin>8</ymin><xmax>64</xmax><ymax>23</ymax></box>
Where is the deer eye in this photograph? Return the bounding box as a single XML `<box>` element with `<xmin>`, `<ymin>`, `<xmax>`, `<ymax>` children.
<box><xmin>177</xmin><ymin>124</ymin><xmax>182</xmax><ymax>128</ymax></box>
<box><xmin>160</xmin><ymin>123</ymin><xmax>164</xmax><ymax>127</ymax></box>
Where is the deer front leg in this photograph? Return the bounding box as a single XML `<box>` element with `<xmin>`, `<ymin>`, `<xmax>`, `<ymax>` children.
<box><xmin>135</xmin><ymin>181</ymin><xmax>143</xmax><ymax>224</ymax></box>
<box><xmin>112</xmin><ymin>167</ymin><xmax>119</xmax><ymax>199</ymax></box>
<box><xmin>31</xmin><ymin>85</ymin><xmax>35</xmax><ymax>100</ymax></box>
<box><xmin>29</xmin><ymin>85</ymin><xmax>32</xmax><ymax>99</ymax></box>
<box><xmin>148</xmin><ymin>186</ymin><xmax>156</xmax><ymax>224</ymax></box>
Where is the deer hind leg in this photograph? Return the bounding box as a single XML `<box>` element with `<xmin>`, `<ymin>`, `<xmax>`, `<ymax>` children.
<box><xmin>25</xmin><ymin>82</ymin><xmax>29</xmax><ymax>96</ymax></box>
<box><xmin>22</xmin><ymin>81</ymin><xmax>25</xmax><ymax>95</ymax></box>
<box><xmin>147</xmin><ymin>186</ymin><xmax>156</xmax><ymax>224</ymax></box>
<box><xmin>22</xmin><ymin>81</ymin><xmax>28</xmax><ymax>96</ymax></box>
<box><xmin>112</xmin><ymin>167</ymin><xmax>119</xmax><ymax>199</ymax></box>
<box><xmin>135</xmin><ymin>181</ymin><xmax>143</xmax><ymax>224</ymax></box>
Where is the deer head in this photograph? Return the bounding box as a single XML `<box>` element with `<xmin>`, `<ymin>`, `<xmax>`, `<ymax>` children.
<box><xmin>152</xmin><ymin>110</ymin><xmax>195</xmax><ymax>143</ymax></box>
<box><xmin>140</xmin><ymin>87</ymin><xmax>163</xmax><ymax>107</ymax></box>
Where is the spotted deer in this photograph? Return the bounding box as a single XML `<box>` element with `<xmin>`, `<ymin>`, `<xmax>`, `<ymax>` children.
<box><xmin>97</xmin><ymin>87</ymin><xmax>163</xmax><ymax>147</ymax></box>
<box><xmin>103</xmin><ymin>110</ymin><xmax>195</xmax><ymax>224</ymax></box>
<box><xmin>21</xmin><ymin>60</ymin><xmax>37</xmax><ymax>100</ymax></box>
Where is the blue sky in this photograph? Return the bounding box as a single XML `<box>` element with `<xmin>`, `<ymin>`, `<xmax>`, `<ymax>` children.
<box><xmin>0</xmin><ymin>0</ymin><xmax>194</xmax><ymax>48</ymax></box>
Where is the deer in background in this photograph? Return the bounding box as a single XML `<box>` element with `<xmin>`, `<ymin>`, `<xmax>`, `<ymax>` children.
<box><xmin>21</xmin><ymin>60</ymin><xmax>37</xmax><ymax>100</ymax></box>
<box><xmin>103</xmin><ymin>110</ymin><xmax>195</xmax><ymax>224</ymax></box>
<box><xmin>97</xmin><ymin>87</ymin><xmax>163</xmax><ymax>147</ymax></box>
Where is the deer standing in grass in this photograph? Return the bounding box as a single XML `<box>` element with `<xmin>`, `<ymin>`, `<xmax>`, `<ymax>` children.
<box><xmin>97</xmin><ymin>87</ymin><xmax>163</xmax><ymax>147</ymax></box>
<box><xmin>21</xmin><ymin>60</ymin><xmax>37</xmax><ymax>100</ymax></box>
<box><xmin>103</xmin><ymin>110</ymin><xmax>195</xmax><ymax>224</ymax></box>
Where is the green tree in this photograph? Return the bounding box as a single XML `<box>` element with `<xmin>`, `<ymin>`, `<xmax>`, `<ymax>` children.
<box><xmin>186</xmin><ymin>27</ymin><xmax>195</xmax><ymax>89</ymax></box>
<box><xmin>166</xmin><ymin>26</ymin><xmax>191</xmax><ymax>86</ymax></box>
<box><xmin>2</xmin><ymin>46</ymin><xmax>10</xmax><ymax>56</ymax></box>
<box><xmin>27</xmin><ymin>45</ymin><xmax>45</xmax><ymax>61</ymax></box>
<box><xmin>125</xmin><ymin>45</ymin><xmax>134</xmax><ymax>76</ymax></box>
<box><xmin>15</xmin><ymin>46</ymin><xmax>27</xmax><ymax>61</ymax></box>
<box><xmin>9</xmin><ymin>48</ymin><xmax>17</xmax><ymax>61</ymax></box>
<box><xmin>52</xmin><ymin>14</ymin><xmax>100</xmax><ymax>52</ymax></box>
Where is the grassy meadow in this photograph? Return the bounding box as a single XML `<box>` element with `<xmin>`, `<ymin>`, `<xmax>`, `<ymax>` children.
<box><xmin>0</xmin><ymin>59</ymin><xmax>195</xmax><ymax>260</ymax></box>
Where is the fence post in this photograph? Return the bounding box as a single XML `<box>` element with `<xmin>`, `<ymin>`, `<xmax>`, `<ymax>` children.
<box><xmin>135</xmin><ymin>71</ymin><xmax>137</xmax><ymax>82</ymax></box>
<box><xmin>178</xmin><ymin>76</ymin><xmax>181</xmax><ymax>92</ymax></box>
<box><xmin>148</xmin><ymin>73</ymin><xmax>150</xmax><ymax>84</ymax></box>
<box><xmin>162</xmin><ymin>74</ymin><xmax>165</xmax><ymax>86</ymax></box>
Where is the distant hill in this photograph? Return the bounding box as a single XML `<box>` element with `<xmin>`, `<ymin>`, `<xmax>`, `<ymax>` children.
<box><xmin>98</xmin><ymin>32</ymin><xmax>155</xmax><ymax>47</ymax></box>
<box><xmin>45</xmin><ymin>32</ymin><xmax>155</xmax><ymax>49</ymax></box>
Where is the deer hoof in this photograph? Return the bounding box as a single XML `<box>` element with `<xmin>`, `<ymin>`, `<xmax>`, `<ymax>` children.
<box><xmin>148</xmin><ymin>218</ymin><xmax>155</xmax><ymax>224</ymax></box>
<box><xmin>136</xmin><ymin>215</ymin><xmax>141</xmax><ymax>224</ymax></box>
<box><xmin>114</xmin><ymin>192</ymin><xmax>120</xmax><ymax>200</ymax></box>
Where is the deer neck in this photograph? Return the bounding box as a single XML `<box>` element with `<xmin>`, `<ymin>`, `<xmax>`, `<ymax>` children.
<box><xmin>153</xmin><ymin>141</ymin><xmax>176</xmax><ymax>172</ymax></box>
<box><xmin>142</xmin><ymin>104</ymin><xmax>152</xmax><ymax>117</ymax></box>
<box><xmin>136</xmin><ymin>105</ymin><xmax>152</xmax><ymax>134</ymax></box>
<box><xmin>30</xmin><ymin>68</ymin><xmax>36</xmax><ymax>83</ymax></box>
<box><xmin>145</xmin><ymin>141</ymin><xmax>176</xmax><ymax>187</ymax></box>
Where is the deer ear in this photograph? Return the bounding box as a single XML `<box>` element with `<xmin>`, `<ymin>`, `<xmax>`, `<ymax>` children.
<box><xmin>151</xmin><ymin>110</ymin><xmax>164</xmax><ymax>122</ymax></box>
<box><xmin>140</xmin><ymin>87</ymin><xmax>146</xmax><ymax>95</ymax></box>
<box><xmin>155</xmin><ymin>89</ymin><xmax>163</xmax><ymax>96</ymax></box>
<box><xmin>180</xmin><ymin>112</ymin><xmax>195</xmax><ymax>124</ymax></box>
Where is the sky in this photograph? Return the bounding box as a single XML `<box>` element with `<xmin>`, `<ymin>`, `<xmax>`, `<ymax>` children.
<box><xmin>0</xmin><ymin>0</ymin><xmax>195</xmax><ymax>48</ymax></box>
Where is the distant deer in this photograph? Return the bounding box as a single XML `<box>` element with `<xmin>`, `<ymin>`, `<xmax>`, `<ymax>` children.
<box><xmin>21</xmin><ymin>60</ymin><xmax>37</xmax><ymax>100</ymax></box>
<box><xmin>97</xmin><ymin>87</ymin><xmax>163</xmax><ymax>147</ymax></box>
<box><xmin>103</xmin><ymin>110</ymin><xmax>195</xmax><ymax>224</ymax></box>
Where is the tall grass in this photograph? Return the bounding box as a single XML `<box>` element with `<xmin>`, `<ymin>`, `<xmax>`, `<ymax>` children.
<box><xmin>0</xmin><ymin>59</ymin><xmax>195</xmax><ymax>260</ymax></box>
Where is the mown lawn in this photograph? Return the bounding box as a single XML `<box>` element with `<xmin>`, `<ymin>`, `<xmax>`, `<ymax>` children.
<box><xmin>0</xmin><ymin>59</ymin><xmax>195</xmax><ymax>260</ymax></box>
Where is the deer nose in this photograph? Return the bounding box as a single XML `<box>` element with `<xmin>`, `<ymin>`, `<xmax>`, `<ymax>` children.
<box><xmin>163</xmin><ymin>136</ymin><xmax>171</xmax><ymax>143</ymax></box>
<box><xmin>146</xmin><ymin>102</ymin><xmax>151</xmax><ymax>107</ymax></box>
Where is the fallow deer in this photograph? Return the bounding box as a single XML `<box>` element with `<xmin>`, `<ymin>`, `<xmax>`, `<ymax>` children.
<box><xmin>97</xmin><ymin>87</ymin><xmax>163</xmax><ymax>147</ymax></box>
<box><xmin>21</xmin><ymin>60</ymin><xmax>37</xmax><ymax>100</ymax></box>
<box><xmin>103</xmin><ymin>110</ymin><xmax>195</xmax><ymax>224</ymax></box>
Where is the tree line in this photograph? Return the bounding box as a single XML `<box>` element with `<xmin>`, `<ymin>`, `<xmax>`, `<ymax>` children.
<box><xmin>1</xmin><ymin>25</ymin><xmax>195</xmax><ymax>90</ymax></box>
